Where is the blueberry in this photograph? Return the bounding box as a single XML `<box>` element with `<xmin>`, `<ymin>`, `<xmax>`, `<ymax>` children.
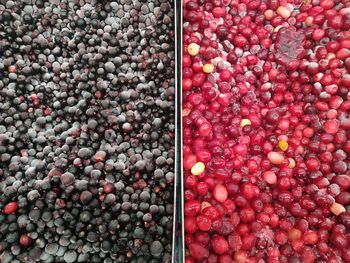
<box><xmin>45</xmin><ymin>243</ymin><xmax>59</xmax><ymax>255</ymax></box>
<box><xmin>0</xmin><ymin>0</ymin><xmax>175</xmax><ymax>260</ymax></box>
<box><xmin>64</xmin><ymin>251</ymin><xmax>78</xmax><ymax>263</ymax></box>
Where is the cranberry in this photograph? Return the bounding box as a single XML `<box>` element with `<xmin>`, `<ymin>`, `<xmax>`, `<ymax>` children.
<box><xmin>202</xmin><ymin>206</ymin><xmax>220</xmax><ymax>220</ymax></box>
<box><xmin>3</xmin><ymin>201</ymin><xmax>19</xmax><ymax>214</ymax></box>
<box><xmin>189</xmin><ymin>242</ymin><xmax>210</xmax><ymax>260</ymax></box>
<box><xmin>185</xmin><ymin>217</ymin><xmax>198</xmax><ymax>234</ymax></box>
<box><xmin>241</xmin><ymin>183</ymin><xmax>259</xmax><ymax>200</ymax></box>
<box><xmin>239</xmin><ymin>207</ymin><xmax>255</xmax><ymax>223</ymax></box>
<box><xmin>265</xmin><ymin>109</ymin><xmax>281</xmax><ymax>124</ymax></box>
<box><xmin>196</xmin><ymin>215</ymin><xmax>212</xmax><ymax>231</ymax></box>
<box><xmin>195</xmin><ymin>232</ymin><xmax>210</xmax><ymax>245</ymax></box>
<box><xmin>185</xmin><ymin>200</ymin><xmax>201</xmax><ymax>217</ymax></box>
<box><xmin>331</xmin><ymin>232</ymin><xmax>348</xmax><ymax>249</ymax></box>
<box><xmin>303</xmin><ymin>231</ymin><xmax>319</xmax><ymax>245</ymax></box>
<box><xmin>8</xmin><ymin>65</ymin><xmax>16</xmax><ymax>73</ymax></box>
<box><xmin>103</xmin><ymin>183</ymin><xmax>115</xmax><ymax>194</ymax></box>
<box><xmin>19</xmin><ymin>234</ymin><xmax>32</xmax><ymax>247</ymax></box>
<box><xmin>211</xmin><ymin>235</ymin><xmax>229</xmax><ymax>254</ymax></box>
<box><xmin>183</xmin><ymin>0</ymin><xmax>350</xmax><ymax>260</ymax></box>
<box><xmin>275</xmin><ymin>230</ymin><xmax>288</xmax><ymax>245</ymax></box>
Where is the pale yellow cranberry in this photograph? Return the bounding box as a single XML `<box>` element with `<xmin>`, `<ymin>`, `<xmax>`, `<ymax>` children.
<box><xmin>263</xmin><ymin>171</ymin><xmax>277</xmax><ymax>184</ymax></box>
<box><xmin>213</xmin><ymin>184</ymin><xmax>228</xmax><ymax>203</ymax></box>
<box><xmin>182</xmin><ymin>108</ymin><xmax>191</xmax><ymax>117</ymax></box>
<box><xmin>191</xmin><ymin>162</ymin><xmax>205</xmax><ymax>176</ymax></box>
<box><xmin>202</xmin><ymin>63</ymin><xmax>214</xmax><ymax>73</ymax></box>
<box><xmin>201</xmin><ymin>201</ymin><xmax>212</xmax><ymax>212</ymax></box>
<box><xmin>274</xmin><ymin>25</ymin><xmax>283</xmax><ymax>32</ymax></box>
<box><xmin>267</xmin><ymin>152</ymin><xmax>284</xmax><ymax>165</ymax></box>
<box><xmin>240</xmin><ymin>119</ymin><xmax>251</xmax><ymax>127</ymax></box>
<box><xmin>330</xmin><ymin>202</ymin><xmax>346</xmax><ymax>216</ymax></box>
<box><xmin>288</xmin><ymin>158</ymin><xmax>296</xmax><ymax>168</ymax></box>
<box><xmin>187</xmin><ymin>43</ymin><xmax>200</xmax><ymax>56</ymax></box>
<box><xmin>264</xmin><ymin>9</ymin><xmax>274</xmax><ymax>20</ymax></box>
<box><xmin>277</xmin><ymin>6</ymin><xmax>291</xmax><ymax>18</ymax></box>
<box><xmin>305</xmin><ymin>16</ymin><xmax>314</xmax><ymax>26</ymax></box>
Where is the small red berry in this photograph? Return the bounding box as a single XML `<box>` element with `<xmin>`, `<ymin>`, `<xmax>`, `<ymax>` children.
<box><xmin>8</xmin><ymin>65</ymin><xmax>17</xmax><ymax>73</ymax></box>
<box><xmin>3</xmin><ymin>201</ymin><xmax>19</xmax><ymax>215</ymax></box>
<box><xmin>19</xmin><ymin>234</ymin><xmax>32</xmax><ymax>247</ymax></box>
<box><xmin>211</xmin><ymin>235</ymin><xmax>229</xmax><ymax>254</ymax></box>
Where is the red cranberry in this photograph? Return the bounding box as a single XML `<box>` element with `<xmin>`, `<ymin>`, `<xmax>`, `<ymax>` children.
<box><xmin>185</xmin><ymin>200</ymin><xmax>201</xmax><ymax>217</ymax></box>
<box><xmin>211</xmin><ymin>235</ymin><xmax>229</xmax><ymax>254</ymax></box>
<box><xmin>183</xmin><ymin>0</ymin><xmax>350</xmax><ymax>259</ymax></box>
<box><xmin>3</xmin><ymin>201</ymin><xmax>19</xmax><ymax>214</ymax></box>
<box><xmin>19</xmin><ymin>234</ymin><xmax>32</xmax><ymax>247</ymax></box>
<box><xmin>239</xmin><ymin>207</ymin><xmax>255</xmax><ymax>223</ymax></box>
<box><xmin>196</xmin><ymin>215</ymin><xmax>212</xmax><ymax>231</ymax></box>
<box><xmin>189</xmin><ymin>242</ymin><xmax>210</xmax><ymax>260</ymax></box>
<box><xmin>185</xmin><ymin>217</ymin><xmax>198</xmax><ymax>234</ymax></box>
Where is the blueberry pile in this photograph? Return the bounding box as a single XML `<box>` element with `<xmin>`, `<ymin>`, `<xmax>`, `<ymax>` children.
<box><xmin>0</xmin><ymin>1</ymin><xmax>175</xmax><ymax>262</ymax></box>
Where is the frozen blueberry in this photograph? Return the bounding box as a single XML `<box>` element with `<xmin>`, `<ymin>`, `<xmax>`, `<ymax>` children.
<box><xmin>150</xmin><ymin>241</ymin><xmax>163</xmax><ymax>257</ymax></box>
<box><xmin>64</xmin><ymin>251</ymin><xmax>77</xmax><ymax>263</ymax></box>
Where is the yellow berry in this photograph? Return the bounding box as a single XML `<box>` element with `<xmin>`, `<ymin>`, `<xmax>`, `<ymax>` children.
<box><xmin>240</xmin><ymin>119</ymin><xmax>251</xmax><ymax>127</ymax></box>
<box><xmin>278</xmin><ymin>140</ymin><xmax>288</xmax><ymax>151</ymax></box>
<box><xmin>187</xmin><ymin>43</ymin><xmax>200</xmax><ymax>56</ymax></box>
<box><xmin>330</xmin><ymin>202</ymin><xmax>346</xmax><ymax>216</ymax></box>
<box><xmin>191</xmin><ymin>162</ymin><xmax>205</xmax><ymax>176</ymax></box>
<box><xmin>203</xmin><ymin>64</ymin><xmax>214</xmax><ymax>74</ymax></box>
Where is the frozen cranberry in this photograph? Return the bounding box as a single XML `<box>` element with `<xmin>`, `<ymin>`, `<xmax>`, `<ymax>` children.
<box><xmin>211</xmin><ymin>235</ymin><xmax>229</xmax><ymax>254</ymax></box>
<box><xmin>241</xmin><ymin>183</ymin><xmax>259</xmax><ymax>200</ymax></box>
<box><xmin>196</xmin><ymin>215</ymin><xmax>212</xmax><ymax>231</ymax></box>
<box><xmin>275</xmin><ymin>27</ymin><xmax>305</xmax><ymax>68</ymax></box>
<box><xmin>228</xmin><ymin>232</ymin><xmax>242</xmax><ymax>251</ymax></box>
<box><xmin>183</xmin><ymin>0</ymin><xmax>350</xmax><ymax>259</ymax></box>
<box><xmin>303</xmin><ymin>231</ymin><xmax>319</xmax><ymax>245</ymax></box>
<box><xmin>184</xmin><ymin>154</ymin><xmax>197</xmax><ymax>170</ymax></box>
<box><xmin>3</xmin><ymin>201</ymin><xmax>19</xmax><ymax>214</ymax></box>
<box><xmin>185</xmin><ymin>200</ymin><xmax>201</xmax><ymax>217</ymax></box>
<box><xmin>185</xmin><ymin>217</ymin><xmax>198</xmax><ymax>234</ymax></box>
<box><xmin>242</xmin><ymin>234</ymin><xmax>256</xmax><ymax>250</ymax></box>
<box><xmin>202</xmin><ymin>206</ymin><xmax>220</xmax><ymax>220</ymax></box>
<box><xmin>239</xmin><ymin>207</ymin><xmax>255</xmax><ymax>223</ymax></box>
<box><xmin>19</xmin><ymin>234</ymin><xmax>32</xmax><ymax>247</ymax></box>
<box><xmin>189</xmin><ymin>242</ymin><xmax>210</xmax><ymax>260</ymax></box>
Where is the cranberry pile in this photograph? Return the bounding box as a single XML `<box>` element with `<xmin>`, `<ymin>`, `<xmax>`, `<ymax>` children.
<box><xmin>182</xmin><ymin>0</ymin><xmax>350</xmax><ymax>262</ymax></box>
<box><xmin>0</xmin><ymin>1</ymin><xmax>174</xmax><ymax>262</ymax></box>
